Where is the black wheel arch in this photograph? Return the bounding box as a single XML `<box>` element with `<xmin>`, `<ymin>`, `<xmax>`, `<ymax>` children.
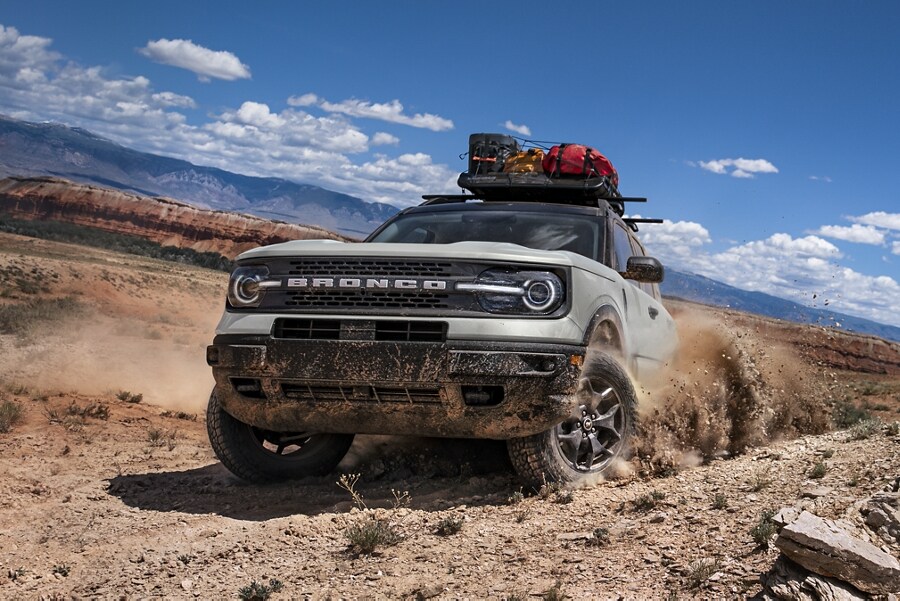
<box><xmin>582</xmin><ymin>305</ymin><xmax>627</xmax><ymax>352</ymax></box>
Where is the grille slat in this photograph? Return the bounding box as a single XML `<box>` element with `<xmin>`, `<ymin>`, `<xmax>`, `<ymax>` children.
<box><xmin>272</xmin><ymin>318</ymin><xmax>340</xmax><ymax>340</ymax></box>
<box><xmin>286</xmin><ymin>259</ymin><xmax>454</xmax><ymax>278</ymax></box>
<box><xmin>375</xmin><ymin>320</ymin><xmax>447</xmax><ymax>342</ymax></box>
<box><xmin>272</xmin><ymin>319</ymin><xmax>447</xmax><ymax>342</ymax></box>
<box><xmin>280</xmin><ymin>383</ymin><xmax>442</xmax><ymax>404</ymax></box>
<box><xmin>283</xmin><ymin>290</ymin><xmax>451</xmax><ymax>310</ymax></box>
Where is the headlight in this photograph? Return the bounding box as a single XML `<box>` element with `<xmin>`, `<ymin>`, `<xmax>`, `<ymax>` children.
<box><xmin>227</xmin><ymin>265</ymin><xmax>270</xmax><ymax>308</ymax></box>
<box><xmin>457</xmin><ymin>269</ymin><xmax>564</xmax><ymax>315</ymax></box>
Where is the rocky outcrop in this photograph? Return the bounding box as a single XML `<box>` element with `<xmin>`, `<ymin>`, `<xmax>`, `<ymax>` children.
<box><xmin>773</xmin><ymin>511</ymin><xmax>900</xmax><ymax>595</ymax></box>
<box><xmin>0</xmin><ymin>176</ymin><xmax>349</xmax><ymax>258</ymax></box>
<box><xmin>862</xmin><ymin>478</ymin><xmax>900</xmax><ymax>546</ymax></box>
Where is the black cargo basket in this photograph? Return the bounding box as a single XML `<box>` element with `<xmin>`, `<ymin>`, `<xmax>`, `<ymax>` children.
<box><xmin>457</xmin><ymin>171</ymin><xmax>620</xmax><ymax>204</ymax></box>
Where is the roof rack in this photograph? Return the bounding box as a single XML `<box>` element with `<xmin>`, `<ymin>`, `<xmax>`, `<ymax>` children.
<box><xmin>419</xmin><ymin>194</ymin><xmax>649</xmax><ymax>207</ymax></box>
<box><xmin>623</xmin><ymin>217</ymin><xmax>664</xmax><ymax>232</ymax></box>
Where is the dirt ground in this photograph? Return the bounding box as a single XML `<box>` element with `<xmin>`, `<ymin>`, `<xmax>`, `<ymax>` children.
<box><xmin>1</xmin><ymin>232</ymin><xmax>899</xmax><ymax>599</ymax></box>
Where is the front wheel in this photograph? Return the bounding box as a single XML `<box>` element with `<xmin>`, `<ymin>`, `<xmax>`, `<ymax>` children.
<box><xmin>206</xmin><ymin>390</ymin><xmax>354</xmax><ymax>483</ymax></box>
<box><xmin>507</xmin><ymin>351</ymin><xmax>636</xmax><ymax>488</ymax></box>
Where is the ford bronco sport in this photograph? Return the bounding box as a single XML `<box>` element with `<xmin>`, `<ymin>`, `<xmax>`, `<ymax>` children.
<box><xmin>206</xmin><ymin>181</ymin><xmax>677</xmax><ymax>488</ymax></box>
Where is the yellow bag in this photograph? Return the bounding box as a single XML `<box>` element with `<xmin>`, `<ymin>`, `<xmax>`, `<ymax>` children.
<box><xmin>503</xmin><ymin>148</ymin><xmax>545</xmax><ymax>173</ymax></box>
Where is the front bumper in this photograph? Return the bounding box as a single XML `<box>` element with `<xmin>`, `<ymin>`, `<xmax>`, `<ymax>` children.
<box><xmin>208</xmin><ymin>335</ymin><xmax>586</xmax><ymax>439</ymax></box>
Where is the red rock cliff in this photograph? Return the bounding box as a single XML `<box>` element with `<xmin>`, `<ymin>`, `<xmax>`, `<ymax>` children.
<box><xmin>0</xmin><ymin>176</ymin><xmax>349</xmax><ymax>258</ymax></box>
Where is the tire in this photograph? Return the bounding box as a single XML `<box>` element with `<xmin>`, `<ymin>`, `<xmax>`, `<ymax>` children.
<box><xmin>507</xmin><ymin>351</ymin><xmax>637</xmax><ymax>488</ymax></box>
<box><xmin>206</xmin><ymin>390</ymin><xmax>354</xmax><ymax>483</ymax></box>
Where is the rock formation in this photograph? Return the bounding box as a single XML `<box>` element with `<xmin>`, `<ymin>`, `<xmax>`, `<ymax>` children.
<box><xmin>0</xmin><ymin>176</ymin><xmax>350</xmax><ymax>258</ymax></box>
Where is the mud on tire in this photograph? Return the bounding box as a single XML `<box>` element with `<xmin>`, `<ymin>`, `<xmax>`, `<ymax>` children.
<box><xmin>206</xmin><ymin>390</ymin><xmax>354</xmax><ymax>483</ymax></box>
<box><xmin>507</xmin><ymin>351</ymin><xmax>637</xmax><ymax>488</ymax></box>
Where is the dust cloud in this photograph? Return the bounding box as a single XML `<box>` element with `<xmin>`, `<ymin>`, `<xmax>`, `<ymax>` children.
<box><xmin>631</xmin><ymin>308</ymin><xmax>831</xmax><ymax>476</ymax></box>
<box><xmin>0</xmin><ymin>311</ymin><xmax>216</xmax><ymax>413</ymax></box>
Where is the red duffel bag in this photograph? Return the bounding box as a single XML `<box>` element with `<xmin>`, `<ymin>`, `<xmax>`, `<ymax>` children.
<box><xmin>542</xmin><ymin>144</ymin><xmax>619</xmax><ymax>187</ymax></box>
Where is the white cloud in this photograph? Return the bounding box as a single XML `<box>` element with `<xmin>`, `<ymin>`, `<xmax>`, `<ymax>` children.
<box><xmin>294</xmin><ymin>94</ymin><xmax>453</xmax><ymax>131</ymax></box>
<box><xmin>503</xmin><ymin>120</ymin><xmax>531</xmax><ymax>136</ymax></box>
<box><xmin>0</xmin><ymin>25</ymin><xmax>59</xmax><ymax>77</ymax></box>
<box><xmin>850</xmin><ymin>211</ymin><xmax>900</xmax><ymax>232</ymax></box>
<box><xmin>371</xmin><ymin>132</ymin><xmax>399</xmax><ymax>145</ymax></box>
<box><xmin>698</xmin><ymin>157</ymin><xmax>778</xmax><ymax>178</ymax></box>
<box><xmin>287</xmin><ymin>93</ymin><xmax>318</xmax><ymax>107</ymax></box>
<box><xmin>654</xmin><ymin>228</ymin><xmax>900</xmax><ymax>327</ymax></box>
<box><xmin>138</xmin><ymin>38</ymin><xmax>251</xmax><ymax>81</ymax></box>
<box><xmin>809</xmin><ymin>175</ymin><xmax>832</xmax><ymax>183</ymax></box>
<box><xmin>0</xmin><ymin>24</ymin><xmax>461</xmax><ymax>206</ymax></box>
<box><xmin>639</xmin><ymin>219</ymin><xmax>711</xmax><ymax>260</ymax></box>
<box><xmin>151</xmin><ymin>91</ymin><xmax>196</xmax><ymax>108</ymax></box>
<box><xmin>893</xmin><ymin>241</ymin><xmax>900</xmax><ymax>255</ymax></box>
<box><xmin>814</xmin><ymin>224</ymin><xmax>886</xmax><ymax>245</ymax></box>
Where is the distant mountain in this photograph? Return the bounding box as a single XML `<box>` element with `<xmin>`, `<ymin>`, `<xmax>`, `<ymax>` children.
<box><xmin>662</xmin><ymin>269</ymin><xmax>900</xmax><ymax>343</ymax></box>
<box><xmin>0</xmin><ymin>115</ymin><xmax>398</xmax><ymax>237</ymax></box>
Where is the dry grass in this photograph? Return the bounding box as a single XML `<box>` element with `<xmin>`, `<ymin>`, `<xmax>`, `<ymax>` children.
<box><xmin>0</xmin><ymin>400</ymin><xmax>24</xmax><ymax>433</ymax></box>
<box><xmin>0</xmin><ymin>296</ymin><xmax>87</xmax><ymax>336</ymax></box>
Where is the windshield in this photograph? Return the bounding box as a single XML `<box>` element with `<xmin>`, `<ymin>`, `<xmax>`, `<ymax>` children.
<box><xmin>369</xmin><ymin>210</ymin><xmax>603</xmax><ymax>260</ymax></box>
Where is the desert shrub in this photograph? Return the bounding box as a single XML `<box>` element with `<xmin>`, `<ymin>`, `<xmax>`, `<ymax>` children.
<box><xmin>238</xmin><ymin>578</ymin><xmax>283</xmax><ymax>601</ymax></box>
<box><xmin>810</xmin><ymin>462</ymin><xmax>827</xmax><ymax>479</ymax></box>
<box><xmin>849</xmin><ymin>418</ymin><xmax>881</xmax><ymax>440</ymax></box>
<box><xmin>634</xmin><ymin>490</ymin><xmax>665</xmax><ymax>511</ymax></box>
<box><xmin>748</xmin><ymin>468</ymin><xmax>773</xmax><ymax>492</ymax></box>
<box><xmin>712</xmin><ymin>493</ymin><xmax>728</xmax><ymax>509</ymax></box>
<box><xmin>507</xmin><ymin>489</ymin><xmax>525</xmax><ymax>505</ymax></box>
<box><xmin>344</xmin><ymin>516</ymin><xmax>402</xmax><ymax>555</ymax></box>
<box><xmin>0</xmin><ymin>296</ymin><xmax>86</xmax><ymax>335</ymax></box>
<box><xmin>147</xmin><ymin>427</ymin><xmax>177</xmax><ymax>449</ymax></box>
<box><xmin>0</xmin><ymin>400</ymin><xmax>24</xmax><ymax>433</ymax></box>
<box><xmin>750</xmin><ymin>509</ymin><xmax>777</xmax><ymax>547</ymax></box>
<box><xmin>554</xmin><ymin>489</ymin><xmax>575</xmax><ymax>504</ymax></box>
<box><xmin>116</xmin><ymin>391</ymin><xmax>143</xmax><ymax>403</ymax></box>
<box><xmin>66</xmin><ymin>402</ymin><xmax>109</xmax><ymax>420</ymax></box>
<box><xmin>686</xmin><ymin>557</ymin><xmax>721</xmax><ymax>589</ymax></box>
<box><xmin>832</xmin><ymin>398</ymin><xmax>873</xmax><ymax>429</ymax></box>
<box><xmin>435</xmin><ymin>516</ymin><xmax>464</xmax><ymax>536</ymax></box>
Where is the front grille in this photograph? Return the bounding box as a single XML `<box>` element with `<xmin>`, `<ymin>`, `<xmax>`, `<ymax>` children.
<box><xmin>272</xmin><ymin>318</ymin><xmax>448</xmax><ymax>342</ymax></box>
<box><xmin>281</xmin><ymin>383</ymin><xmax>443</xmax><ymax>404</ymax></box>
<box><xmin>272</xmin><ymin>318</ymin><xmax>340</xmax><ymax>340</ymax></box>
<box><xmin>283</xmin><ymin>290</ymin><xmax>451</xmax><ymax>310</ymax></box>
<box><xmin>375</xmin><ymin>320</ymin><xmax>447</xmax><ymax>342</ymax></box>
<box><xmin>286</xmin><ymin>259</ymin><xmax>454</xmax><ymax>278</ymax></box>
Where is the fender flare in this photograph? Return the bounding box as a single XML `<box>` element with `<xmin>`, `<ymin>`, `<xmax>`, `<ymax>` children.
<box><xmin>581</xmin><ymin>304</ymin><xmax>633</xmax><ymax>369</ymax></box>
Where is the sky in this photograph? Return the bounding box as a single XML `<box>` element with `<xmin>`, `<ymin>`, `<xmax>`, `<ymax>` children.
<box><xmin>1</xmin><ymin>2</ymin><xmax>899</xmax><ymax>326</ymax></box>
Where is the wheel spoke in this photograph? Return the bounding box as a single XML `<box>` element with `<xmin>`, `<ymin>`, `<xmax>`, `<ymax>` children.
<box><xmin>588</xmin><ymin>433</ymin><xmax>612</xmax><ymax>463</ymax></box>
<box><xmin>593</xmin><ymin>404</ymin><xmax>621</xmax><ymax>439</ymax></box>
<box><xmin>556</xmin><ymin>428</ymin><xmax>584</xmax><ymax>465</ymax></box>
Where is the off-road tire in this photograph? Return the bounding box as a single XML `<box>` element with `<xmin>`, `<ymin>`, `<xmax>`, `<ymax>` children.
<box><xmin>507</xmin><ymin>351</ymin><xmax>637</xmax><ymax>489</ymax></box>
<box><xmin>206</xmin><ymin>390</ymin><xmax>354</xmax><ymax>483</ymax></box>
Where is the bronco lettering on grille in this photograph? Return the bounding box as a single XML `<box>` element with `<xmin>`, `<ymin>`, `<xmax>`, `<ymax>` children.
<box><xmin>285</xmin><ymin>277</ymin><xmax>448</xmax><ymax>291</ymax></box>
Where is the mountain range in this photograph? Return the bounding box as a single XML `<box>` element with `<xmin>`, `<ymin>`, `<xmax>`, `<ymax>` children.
<box><xmin>1</xmin><ymin>114</ymin><xmax>897</xmax><ymax>343</ymax></box>
<box><xmin>660</xmin><ymin>269</ymin><xmax>900</xmax><ymax>343</ymax></box>
<box><xmin>0</xmin><ymin>115</ymin><xmax>396</xmax><ymax>237</ymax></box>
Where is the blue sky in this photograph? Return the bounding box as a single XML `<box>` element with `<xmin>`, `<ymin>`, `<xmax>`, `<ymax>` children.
<box><xmin>2</xmin><ymin>2</ymin><xmax>899</xmax><ymax>326</ymax></box>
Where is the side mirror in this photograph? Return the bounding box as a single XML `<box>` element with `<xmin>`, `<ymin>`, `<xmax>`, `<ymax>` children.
<box><xmin>623</xmin><ymin>256</ymin><xmax>664</xmax><ymax>283</ymax></box>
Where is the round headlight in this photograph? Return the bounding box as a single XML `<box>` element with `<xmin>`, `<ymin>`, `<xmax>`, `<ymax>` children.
<box><xmin>524</xmin><ymin>279</ymin><xmax>558</xmax><ymax>311</ymax></box>
<box><xmin>228</xmin><ymin>266</ymin><xmax>270</xmax><ymax>308</ymax></box>
<box><xmin>462</xmin><ymin>269</ymin><xmax>565</xmax><ymax>315</ymax></box>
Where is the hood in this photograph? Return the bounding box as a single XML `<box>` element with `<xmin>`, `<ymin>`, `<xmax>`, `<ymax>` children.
<box><xmin>236</xmin><ymin>239</ymin><xmax>615</xmax><ymax>277</ymax></box>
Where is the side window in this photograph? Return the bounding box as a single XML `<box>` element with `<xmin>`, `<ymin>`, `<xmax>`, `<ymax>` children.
<box><xmin>612</xmin><ymin>224</ymin><xmax>633</xmax><ymax>272</ymax></box>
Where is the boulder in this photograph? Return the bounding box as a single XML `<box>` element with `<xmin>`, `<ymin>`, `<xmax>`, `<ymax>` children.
<box><xmin>775</xmin><ymin>511</ymin><xmax>900</xmax><ymax>595</ymax></box>
<box><xmin>761</xmin><ymin>556</ymin><xmax>866</xmax><ymax>601</ymax></box>
<box><xmin>862</xmin><ymin>491</ymin><xmax>900</xmax><ymax>546</ymax></box>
